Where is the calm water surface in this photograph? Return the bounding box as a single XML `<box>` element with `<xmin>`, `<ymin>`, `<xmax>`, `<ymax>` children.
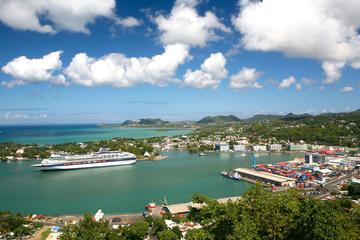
<box><xmin>0</xmin><ymin>125</ymin><xmax>192</xmax><ymax>145</ymax></box>
<box><xmin>0</xmin><ymin>152</ymin><xmax>302</xmax><ymax>215</ymax></box>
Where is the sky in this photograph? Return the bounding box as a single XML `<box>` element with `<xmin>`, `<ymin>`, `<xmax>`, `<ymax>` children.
<box><xmin>0</xmin><ymin>0</ymin><xmax>359</xmax><ymax>124</ymax></box>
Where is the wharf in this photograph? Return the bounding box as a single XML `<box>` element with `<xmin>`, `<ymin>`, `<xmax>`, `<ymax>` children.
<box><xmin>234</xmin><ymin>168</ymin><xmax>296</xmax><ymax>187</ymax></box>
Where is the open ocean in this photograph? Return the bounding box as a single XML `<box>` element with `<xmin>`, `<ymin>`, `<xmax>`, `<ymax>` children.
<box><xmin>0</xmin><ymin>124</ymin><xmax>192</xmax><ymax>145</ymax></box>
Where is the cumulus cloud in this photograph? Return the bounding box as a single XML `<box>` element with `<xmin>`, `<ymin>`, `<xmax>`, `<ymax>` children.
<box><xmin>341</xmin><ymin>86</ymin><xmax>354</xmax><ymax>92</ymax></box>
<box><xmin>116</xmin><ymin>17</ymin><xmax>142</xmax><ymax>28</ymax></box>
<box><xmin>65</xmin><ymin>44</ymin><xmax>189</xmax><ymax>87</ymax></box>
<box><xmin>278</xmin><ymin>76</ymin><xmax>296</xmax><ymax>89</ymax></box>
<box><xmin>0</xmin><ymin>0</ymin><xmax>115</xmax><ymax>34</ymax></box>
<box><xmin>230</xmin><ymin>67</ymin><xmax>262</xmax><ymax>90</ymax></box>
<box><xmin>155</xmin><ymin>0</ymin><xmax>230</xmax><ymax>47</ymax></box>
<box><xmin>233</xmin><ymin>0</ymin><xmax>360</xmax><ymax>83</ymax></box>
<box><xmin>1</xmin><ymin>51</ymin><xmax>67</xmax><ymax>88</ymax></box>
<box><xmin>322</xmin><ymin>61</ymin><xmax>346</xmax><ymax>83</ymax></box>
<box><xmin>295</xmin><ymin>83</ymin><xmax>302</xmax><ymax>91</ymax></box>
<box><xmin>183</xmin><ymin>52</ymin><xmax>227</xmax><ymax>89</ymax></box>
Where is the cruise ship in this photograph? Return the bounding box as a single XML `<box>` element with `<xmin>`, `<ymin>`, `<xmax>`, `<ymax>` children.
<box><xmin>32</xmin><ymin>148</ymin><xmax>137</xmax><ymax>171</ymax></box>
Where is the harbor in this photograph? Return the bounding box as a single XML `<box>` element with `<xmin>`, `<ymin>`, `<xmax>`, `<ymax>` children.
<box><xmin>0</xmin><ymin>151</ymin><xmax>301</xmax><ymax>215</ymax></box>
<box><xmin>220</xmin><ymin>153</ymin><xmax>360</xmax><ymax>196</ymax></box>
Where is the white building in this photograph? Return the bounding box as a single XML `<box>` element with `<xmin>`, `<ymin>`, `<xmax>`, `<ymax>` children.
<box><xmin>252</xmin><ymin>145</ymin><xmax>267</xmax><ymax>152</ymax></box>
<box><xmin>215</xmin><ymin>143</ymin><xmax>230</xmax><ymax>152</ymax></box>
<box><xmin>16</xmin><ymin>149</ymin><xmax>24</xmax><ymax>155</ymax></box>
<box><xmin>289</xmin><ymin>144</ymin><xmax>307</xmax><ymax>151</ymax></box>
<box><xmin>267</xmin><ymin>144</ymin><xmax>282</xmax><ymax>152</ymax></box>
<box><xmin>233</xmin><ymin>145</ymin><xmax>246</xmax><ymax>152</ymax></box>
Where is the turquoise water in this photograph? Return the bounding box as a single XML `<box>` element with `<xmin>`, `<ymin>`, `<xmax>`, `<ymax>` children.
<box><xmin>0</xmin><ymin>152</ymin><xmax>301</xmax><ymax>215</ymax></box>
<box><xmin>0</xmin><ymin>125</ymin><xmax>192</xmax><ymax>145</ymax></box>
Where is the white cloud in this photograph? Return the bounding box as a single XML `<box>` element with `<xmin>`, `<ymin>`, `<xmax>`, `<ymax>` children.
<box><xmin>233</xmin><ymin>0</ymin><xmax>360</xmax><ymax>83</ymax></box>
<box><xmin>65</xmin><ymin>44</ymin><xmax>189</xmax><ymax>87</ymax></box>
<box><xmin>278</xmin><ymin>76</ymin><xmax>296</xmax><ymax>89</ymax></box>
<box><xmin>295</xmin><ymin>83</ymin><xmax>302</xmax><ymax>91</ymax></box>
<box><xmin>1</xmin><ymin>51</ymin><xmax>67</xmax><ymax>87</ymax></box>
<box><xmin>155</xmin><ymin>0</ymin><xmax>230</xmax><ymax>47</ymax></box>
<box><xmin>301</xmin><ymin>78</ymin><xmax>315</xmax><ymax>85</ymax></box>
<box><xmin>322</xmin><ymin>61</ymin><xmax>346</xmax><ymax>83</ymax></box>
<box><xmin>183</xmin><ymin>52</ymin><xmax>227</xmax><ymax>89</ymax></box>
<box><xmin>0</xmin><ymin>0</ymin><xmax>115</xmax><ymax>34</ymax></box>
<box><xmin>230</xmin><ymin>67</ymin><xmax>262</xmax><ymax>90</ymax></box>
<box><xmin>116</xmin><ymin>17</ymin><xmax>142</xmax><ymax>28</ymax></box>
<box><xmin>341</xmin><ymin>86</ymin><xmax>354</xmax><ymax>92</ymax></box>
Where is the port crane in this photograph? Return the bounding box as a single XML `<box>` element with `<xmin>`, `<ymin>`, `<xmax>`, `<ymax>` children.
<box><xmin>251</xmin><ymin>153</ymin><xmax>257</xmax><ymax>169</ymax></box>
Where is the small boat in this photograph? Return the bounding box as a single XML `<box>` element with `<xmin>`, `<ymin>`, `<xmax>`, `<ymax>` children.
<box><xmin>221</xmin><ymin>169</ymin><xmax>241</xmax><ymax>180</ymax></box>
<box><xmin>241</xmin><ymin>153</ymin><xmax>246</xmax><ymax>156</ymax></box>
<box><xmin>199</xmin><ymin>152</ymin><xmax>206</xmax><ymax>156</ymax></box>
<box><xmin>145</xmin><ymin>202</ymin><xmax>157</xmax><ymax>209</ymax></box>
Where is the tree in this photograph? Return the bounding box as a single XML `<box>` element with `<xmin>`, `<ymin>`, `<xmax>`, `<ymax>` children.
<box><xmin>186</xmin><ymin>229</ymin><xmax>213</xmax><ymax>240</ymax></box>
<box><xmin>60</xmin><ymin>213</ymin><xmax>119</xmax><ymax>240</ymax></box>
<box><xmin>187</xmin><ymin>185</ymin><xmax>360</xmax><ymax>240</ymax></box>
<box><xmin>348</xmin><ymin>183</ymin><xmax>360</xmax><ymax>199</ymax></box>
<box><xmin>157</xmin><ymin>229</ymin><xmax>179</xmax><ymax>240</ymax></box>
<box><xmin>121</xmin><ymin>220</ymin><xmax>149</xmax><ymax>240</ymax></box>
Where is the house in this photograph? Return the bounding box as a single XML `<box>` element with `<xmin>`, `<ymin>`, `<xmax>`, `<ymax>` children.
<box><xmin>252</xmin><ymin>145</ymin><xmax>267</xmax><ymax>152</ymax></box>
<box><xmin>215</xmin><ymin>143</ymin><xmax>229</xmax><ymax>152</ymax></box>
<box><xmin>289</xmin><ymin>144</ymin><xmax>307</xmax><ymax>151</ymax></box>
<box><xmin>233</xmin><ymin>145</ymin><xmax>246</xmax><ymax>152</ymax></box>
<box><xmin>267</xmin><ymin>144</ymin><xmax>282</xmax><ymax>152</ymax></box>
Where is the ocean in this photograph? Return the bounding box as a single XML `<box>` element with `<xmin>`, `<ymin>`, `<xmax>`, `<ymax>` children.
<box><xmin>0</xmin><ymin>124</ymin><xmax>192</xmax><ymax>145</ymax></box>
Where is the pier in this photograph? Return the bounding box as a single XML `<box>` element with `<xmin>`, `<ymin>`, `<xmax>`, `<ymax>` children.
<box><xmin>234</xmin><ymin>168</ymin><xmax>296</xmax><ymax>187</ymax></box>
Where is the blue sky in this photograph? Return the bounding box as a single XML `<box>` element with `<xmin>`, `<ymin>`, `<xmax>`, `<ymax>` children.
<box><xmin>0</xmin><ymin>0</ymin><xmax>359</xmax><ymax>124</ymax></box>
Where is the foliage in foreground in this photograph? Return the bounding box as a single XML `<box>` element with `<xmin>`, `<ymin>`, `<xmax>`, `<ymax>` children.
<box><xmin>188</xmin><ymin>185</ymin><xmax>360</xmax><ymax>240</ymax></box>
<box><xmin>58</xmin><ymin>186</ymin><xmax>360</xmax><ymax>240</ymax></box>
<box><xmin>0</xmin><ymin>211</ymin><xmax>32</xmax><ymax>237</ymax></box>
<box><xmin>60</xmin><ymin>214</ymin><xmax>182</xmax><ymax>240</ymax></box>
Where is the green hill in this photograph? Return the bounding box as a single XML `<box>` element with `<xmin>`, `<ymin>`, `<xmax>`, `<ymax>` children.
<box><xmin>244</xmin><ymin>114</ymin><xmax>283</xmax><ymax>122</ymax></box>
<box><xmin>121</xmin><ymin>118</ymin><xmax>169</xmax><ymax>126</ymax></box>
<box><xmin>197</xmin><ymin>115</ymin><xmax>242</xmax><ymax>124</ymax></box>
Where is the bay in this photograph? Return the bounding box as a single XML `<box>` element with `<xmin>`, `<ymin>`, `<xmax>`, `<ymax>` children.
<box><xmin>0</xmin><ymin>152</ymin><xmax>302</xmax><ymax>215</ymax></box>
<box><xmin>0</xmin><ymin>125</ymin><xmax>192</xmax><ymax>145</ymax></box>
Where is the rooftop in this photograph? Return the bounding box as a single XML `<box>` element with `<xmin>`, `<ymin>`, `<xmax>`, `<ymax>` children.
<box><xmin>234</xmin><ymin>168</ymin><xmax>295</xmax><ymax>183</ymax></box>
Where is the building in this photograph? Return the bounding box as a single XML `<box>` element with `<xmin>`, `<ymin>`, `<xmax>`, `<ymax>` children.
<box><xmin>305</xmin><ymin>153</ymin><xmax>325</xmax><ymax>164</ymax></box>
<box><xmin>234</xmin><ymin>168</ymin><xmax>296</xmax><ymax>187</ymax></box>
<box><xmin>16</xmin><ymin>149</ymin><xmax>24</xmax><ymax>155</ymax></box>
<box><xmin>252</xmin><ymin>145</ymin><xmax>267</xmax><ymax>152</ymax></box>
<box><xmin>233</xmin><ymin>144</ymin><xmax>246</xmax><ymax>152</ymax></box>
<box><xmin>267</xmin><ymin>144</ymin><xmax>282</xmax><ymax>152</ymax></box>
<box><xmin>215</xmin><ymin>143</ymin><xmax>230</xmax><ymax>152</ymax></box>
<box><xmin>289</xmin><ymin>144</ymin><xmax>307</xmax><ymax>151</ymax></box>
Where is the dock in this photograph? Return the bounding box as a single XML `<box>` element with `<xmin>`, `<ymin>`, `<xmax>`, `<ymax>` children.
<box><xmin>234</xmin><ymin>168</ymin><xmax>296</xmax><ymax>187</ymax></box>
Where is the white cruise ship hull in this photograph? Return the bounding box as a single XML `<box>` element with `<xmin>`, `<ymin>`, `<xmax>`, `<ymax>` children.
<box><xmin>33</xmin><ymin>159</ymin><xmax>136</xmax><ymax>171</ymax></box>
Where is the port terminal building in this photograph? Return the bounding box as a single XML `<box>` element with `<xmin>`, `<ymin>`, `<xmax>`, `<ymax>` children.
<box><xmin>234</xmin><ymin>168</ymin><xmax>296</xmax><ymax>187</ymax></box>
